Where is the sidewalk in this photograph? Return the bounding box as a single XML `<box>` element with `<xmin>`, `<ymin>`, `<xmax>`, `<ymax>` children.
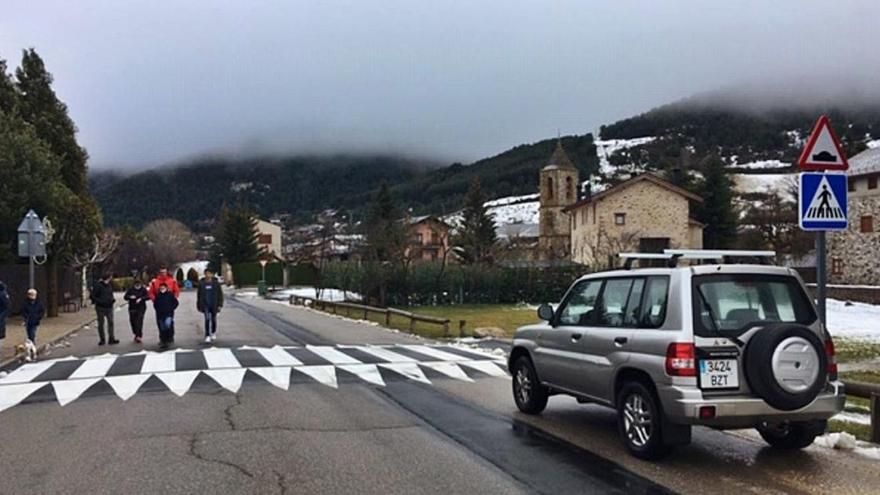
<box><xmin>1</xmin><ymin>294</ymin><xmax>126</xmax><ymax>368</ymax></box>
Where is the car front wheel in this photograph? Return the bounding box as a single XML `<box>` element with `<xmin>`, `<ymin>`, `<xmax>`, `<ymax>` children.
<box><xmin>617</xmin><ymin>382</ymin><xmax>669</xmax><ymax>460</ymax></box>
<box><xmin>511</xmin><ymin>356</ymin><xmax>548</xmax><ymax>414</ymax></box>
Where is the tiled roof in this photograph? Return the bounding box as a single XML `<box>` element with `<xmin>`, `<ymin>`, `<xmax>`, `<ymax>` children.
<box><xmin>848</xmin><ymin>147</ymin><xmax>880</xmax><ymax>177</ymax></box>
<box><xmin>543</xmin><ymin>140</ymin><xmax>577</xmax><ymax>170</ymax></box>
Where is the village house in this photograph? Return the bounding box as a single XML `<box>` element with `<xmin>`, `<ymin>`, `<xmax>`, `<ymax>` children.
<box><xmin>829</xmin><ymin>147</ymin><xmax>880</xmax><ymax>285</ymax></box>
<box><xmin>406</xmin><ymin>215</ymin><xmax>452</xmax><ymax>263</ymax></box>
<box><xmin>255</xmin><ymin>218</ymin><xmax>283</xmax><ymax>259</ymax></box>
<box><xmin>564</xmin><ymin>173</ymin><xmax>704</xmax><ymax>268</ymax></box>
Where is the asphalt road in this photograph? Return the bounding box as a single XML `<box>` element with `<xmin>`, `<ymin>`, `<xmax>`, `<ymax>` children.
<box><xmin>1</xmin><ymin>292</ymin><xmax>878</xmax><ymax>494</ymax></box>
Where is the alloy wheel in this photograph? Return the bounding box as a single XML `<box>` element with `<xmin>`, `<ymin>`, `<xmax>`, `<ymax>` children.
<box><xmin>623</xmin><ymin>393</ymin><xmax>653</xmax><ymax>448</ymax></box>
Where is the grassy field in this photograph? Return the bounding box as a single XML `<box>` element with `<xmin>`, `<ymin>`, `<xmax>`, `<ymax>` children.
<box><xmin>407</xmin><ymin>304</ymin><xmax>539</xmax><ymax>338</ymax></box>
<box><xmin>834</xmin><ymin>339</ymin><xmax>880</xmax><ymax>364</ymax></box>
<box><xmin>310</xmin><ymin>303</ymin><xmax>538</xmax><ymax>339</ymax></box>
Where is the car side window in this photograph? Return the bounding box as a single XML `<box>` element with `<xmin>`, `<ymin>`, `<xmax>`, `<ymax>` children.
<box><xmin>623</xmin><ymin>278</ymin><xmax>646</xmax><ymax>327</ymax></box>
<box><xmin>596</xmin><ymin>278</ymin><xmax>635</xmax><ymax>327</ymax></box>
<box><xmin>557</xmin><ymin>280</ymin><xmax>602</xmax><ymax>326</ymax></box>
<box><xmin>639</xmin><ymin>276</ymin><xmax>670</xmax><ymax>328</ymax></box>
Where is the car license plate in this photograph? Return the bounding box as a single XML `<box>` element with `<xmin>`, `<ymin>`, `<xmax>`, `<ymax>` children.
<box><xmin>699</xmin><ymin>359</ymin><xmax>738</xmax><ymax>389</ymax></box>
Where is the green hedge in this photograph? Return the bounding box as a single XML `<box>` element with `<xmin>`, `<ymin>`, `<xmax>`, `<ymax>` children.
<box><xmin>289</xmin><ymin>263</ymin><xmax>319</xmax><ymax>286</ymax></box>
<box><xmin>232</xmin><ymin>262</ymin><xmax>284</xmax><ymax>286</ymax></box>
<box><xmin>322</xmin><ymin>261</ymin><xmax>587</xmax><ymax>306</ymax></box>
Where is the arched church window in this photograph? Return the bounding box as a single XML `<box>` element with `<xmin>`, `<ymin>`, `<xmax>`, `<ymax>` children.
<box><xmin>546</xmin><ymin>177</ymin><xmax>553</xmax><ymax>199</ymax></box>
<box><xmin>566</xmin><ymin>176</ymin><xmax>574</xmax><ymax>201</ymax></box>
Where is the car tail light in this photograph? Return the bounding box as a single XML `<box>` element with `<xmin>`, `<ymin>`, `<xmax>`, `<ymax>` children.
<box><xmin>825</xmin><ymin>339</ymin><xmax>838</xmax><ymax>380</ymax></box>
<box><xmin>699</xmin><ymin>406</ymin><xmax>716</xmax><ymax>419</ymax></box>
<box><xmin>666</xmin><ymin>343</ymin><xmax>696</xmax><ymax>377</ymax></box>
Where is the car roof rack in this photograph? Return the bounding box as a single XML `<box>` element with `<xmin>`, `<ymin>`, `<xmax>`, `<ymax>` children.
<box><xmin>619</xmin><ymin>249</ymin><xmax>776</xmax><ymax>269</ymax></box>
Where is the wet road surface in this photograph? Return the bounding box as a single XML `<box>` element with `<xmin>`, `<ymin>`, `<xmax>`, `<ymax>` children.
<box><xmin>1</xmin><ymin>292</ymin><xmax>877</xmax><ymax>494</ymax></box>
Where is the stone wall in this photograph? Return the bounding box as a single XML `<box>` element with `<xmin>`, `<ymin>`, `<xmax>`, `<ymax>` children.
<box><xmin>828</xmin><ymin>195</ymin><xmax>880</xmax><ymax>285</ymax></box>
<box><xmin>570</xmin><ymin>180</ymin><xmax>696</xmax><ymax>267</ymax></box>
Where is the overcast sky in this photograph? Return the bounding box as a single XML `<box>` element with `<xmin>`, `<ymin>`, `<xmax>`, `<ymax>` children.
<box><xmin>2</xmin><ymin>1</ymin><xmax>878</xmax><ymax>170</ymax></box>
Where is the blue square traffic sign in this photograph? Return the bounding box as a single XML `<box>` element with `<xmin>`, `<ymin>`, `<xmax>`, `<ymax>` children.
<box><xmin>799</xmin><ymin>173</ymin><xmax>848</xmax><ymax>231</ymax></box>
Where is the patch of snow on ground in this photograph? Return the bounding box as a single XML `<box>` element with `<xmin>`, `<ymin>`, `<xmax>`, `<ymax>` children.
<box><xmin>826</xmin><ymin>298</ymin><xmax>880</xmax><ymax>342</ymax></box>
<box><xmin>832</xmin><ymin>411</ymin><xmax>871</xmax><ymax>426</ymax></box>
<box><xmin>485</xmin><ymin>193</ymin><xmax>539</xmax><ymax>207</ymax></box>
<box><xmin>446</xmin><ymin>196</ymin><xmax>540</xmax><ymax>227</ymax></box>
<box><xmin>594</xmin><ymin>136</ymin><xmax>656</xmax><ymax>176</ymax></box>
<box><xmin>734</xmin><ymin>173</ymin><xmax>795</xmax><ymax>195</ymax></box>
<box><xmin>730</xmin><ymin>159</ymin><xmax>790</xmax><ymax>170</ymax></box>
<box><xmin>867</xmin><ymin>139</ymin><xmax>880</xmax><ymax>149</ymax></box>
<box><xmin>271</xmin><ymin>287</ymin><xmax>362</xmax><ymax>302</ymax></box>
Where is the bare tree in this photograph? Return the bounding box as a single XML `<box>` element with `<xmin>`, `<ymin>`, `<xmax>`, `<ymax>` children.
<box><xmin>578</xmin><ymin>227</ymin><xmax>642</xmax><ymax>270</ymax></box>
<box><xmin>142</xmin><ymin>219</ymin><xmax>197</xmax><ymax>268</ymax></box>
<box><xmin>71</xmin><ymin>231</ymin><xmax>120</xmax><ymax>305</ymax></box>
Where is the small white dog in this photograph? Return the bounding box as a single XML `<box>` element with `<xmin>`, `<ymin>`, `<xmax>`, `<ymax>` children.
<box><xmin>15</xmin><ymin>339</ymin><xmax>38</xmax><ymax>362</ymax></box>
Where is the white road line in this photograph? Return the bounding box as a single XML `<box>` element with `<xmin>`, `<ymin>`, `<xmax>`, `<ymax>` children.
<box><xmin>349</xmin><ymin>345</ymin><xmax>418</xmax><ymax>363</ymax></box>
<box><xmin>402</xmin><ymin>345</ymin><xmax>467</xmax><ymax>362</ymax></box>
<box><xmin>306</xmin><ymin>345</ymin><xmax>362</xmax><ymax>364</ymax></box>
<box><xmin>67</xmin><ymin>355</ymin><xmax>116</xmax><ymax>379</ymax></box>
<box><xmin>202</xmin><ymin>348</ymin><xmax>240</xmax><ymax>369</ymax></box>
<box><xmin>140</xmin><ymin>352</ymin><xmax>177</xmax><ymax>373</ymax></box>
<box><xmin>256</xmin><ymin>346</ymin><xmax>303</xmax><ymax>366</ymax></box>
<box><xmin>0</xmin><ymin>361</ymin><xmax>57</xmax><ymax>384</ymax></box>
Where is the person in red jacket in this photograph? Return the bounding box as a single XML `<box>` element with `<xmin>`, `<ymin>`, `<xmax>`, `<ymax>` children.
<box><xmin>148</xmin><ymin>266</ymin><xmax>181</xmax><ymax>301</ymax></box>
<box><xmin>148</xmin><ymin>266</ymin><xmax>181</xmax><ymax>344</ymax></box>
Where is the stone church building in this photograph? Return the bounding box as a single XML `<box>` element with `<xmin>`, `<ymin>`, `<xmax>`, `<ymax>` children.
<box><xmin>564</xmin><ymin>173</ymin><xmax>704</xmax><ymax>268</ymax></box>
<box><xmin>829</xmin><ymin>147</ymin><xmax>880</xmax><ymax>285</ymax></box>
<box><xmin>538</xmin><ymin>141</ymin><xmax>579</xmax><ymax>262</ymax></box>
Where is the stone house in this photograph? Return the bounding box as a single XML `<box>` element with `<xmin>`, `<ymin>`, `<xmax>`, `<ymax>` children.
<box><xmin>829</xmin><ymin>147</ymin><xmax>880</xmax><ymax>285</ymax></box>
<box><xmin>563</xmin><ymin>173</ymin><xmax>704</xmax><ymax>268</ymax></box>
<box><xmin>538</xmin><ymin>141</ymin><xmax>579</xmax><ymax>261</ymax></box>
<box><xmin>255</xmin><ymin>218</ymin><xmax>283</xmax><ymax>259</ymax></box>
<box><xmin>406</xmin><ymin>215</ymin><xmax>452</xmax><ymax>263</ymax></box>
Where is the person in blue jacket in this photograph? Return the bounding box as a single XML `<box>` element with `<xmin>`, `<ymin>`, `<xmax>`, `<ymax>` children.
<box><xmin>20</xmin><ymin>288</ymin><xmax>45</xmax><ymax>344</ymax></box>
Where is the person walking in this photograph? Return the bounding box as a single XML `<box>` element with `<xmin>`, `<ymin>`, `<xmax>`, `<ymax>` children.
<box><xmin>124</xmin><ymin>279</ymin><xmax>148</xmax><ymax>343</ymax></box>
<box><xmin>20</xmin><ymin>288</ymin><xmax>45</xmax><ymax>345</ymax></box>
<box><xmin>0</xmin><ymin>281</ymin><xmax>9</xmax><ymax>359</ymax></box>
<box><xmin>148</xmin><ymin>266</ymin><xmax>180</xmax><ymax>340</ymax></box>
<box><xmin>197</xmin><ymin>268</ymin><xmax>224</xmax><ymax>344</ymax></box>
<box><xmin>153</xmin><ymin>283</ymin><xmax>179</xmax><ymax>350</ymax></box>
<box><xmin>148</xmin><ymin>266</ymin><xmax>180</xmax><ymax>301</ymax></box>
<box><xmin>91</xmin><ymin>273</ymin><xmax>118</xmax><ymax>346</ymax></box>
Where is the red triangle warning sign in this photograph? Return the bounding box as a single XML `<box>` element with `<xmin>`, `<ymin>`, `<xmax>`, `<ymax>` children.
<box><xmin>798</xmin><ymin>115</ymin><xmax>849</xmax><ymax>171</ymax></box>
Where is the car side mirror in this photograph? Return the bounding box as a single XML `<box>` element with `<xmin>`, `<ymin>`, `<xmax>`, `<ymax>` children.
<box><xmin>537</xmin><ymin>304</ymin><xmax>554</xmax><ymax>322</ymax></box>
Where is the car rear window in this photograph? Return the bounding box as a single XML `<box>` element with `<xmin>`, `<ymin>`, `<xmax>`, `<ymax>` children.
<box><xmin>692</xmin><ymin>274</ymin><xmax>816</xmax><ymax>337</ymax></box>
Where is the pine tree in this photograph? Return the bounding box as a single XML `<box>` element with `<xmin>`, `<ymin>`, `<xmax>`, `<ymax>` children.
<box><xmin>697</xmin><ymin>156</ymin><xmax>738</xmax><ymax>249</ymax></box>
<box><xmin>365</xmin><ymin>183</ymin><xmax>405</xmax><ymax>262</ymax></box>
<box><xmin>15</xmin><ymin>49</ymin><xmax>89</xmax><ymax>194</ymax></box>
<box><xmin>214</xmin><ymin>204</ymin><xmax>260</xmax><ymax>265</ymax></box>
<box><xmin>454</xmin><ymin>177</ymin><xmax>497</xmax><ymax>264</ymax></box>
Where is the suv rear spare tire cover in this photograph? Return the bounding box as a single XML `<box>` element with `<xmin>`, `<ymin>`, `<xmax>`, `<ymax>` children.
<box><xmin>743</xmin><ymin>324</ymin><xmax>827</xmax><ymax>411</ymax></box>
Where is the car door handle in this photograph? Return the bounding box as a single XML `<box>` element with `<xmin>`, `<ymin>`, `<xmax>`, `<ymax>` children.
<box><xmin>614</xmin><ymin>337</ymin><xmax>628</xmax><ymax>346</ymax></box>
<box><xmin>570</xmin><ymin>333</ymin><xmax>582</xmax><ymax>342</ymax></box>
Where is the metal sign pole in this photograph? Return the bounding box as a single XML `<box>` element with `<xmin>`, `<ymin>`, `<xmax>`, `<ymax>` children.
<box><xmin>28</xmin><ymin>215</ymin><xmax>35</xmax><ymax>290</ymax></box>
<box><xmin>815</xmin><ymin>231</ymin><xmax>827</xmax><ymax>325</ymax></box>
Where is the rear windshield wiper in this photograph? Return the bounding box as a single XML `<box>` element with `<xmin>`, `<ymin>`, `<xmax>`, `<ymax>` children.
<box><xmin>697</xmin><ymin>286</ymin><xmax>744</xmax><ymax>348</ymax></box>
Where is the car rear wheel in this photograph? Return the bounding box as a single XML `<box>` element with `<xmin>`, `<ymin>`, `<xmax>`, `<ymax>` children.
<box><xmin>757</xmin><ymin>421</ymin><xmax>824</xmax><ymax>450</ymax></box>
<box><xmin>617</xmin><ymin>382</ymin><xmax>669</xmax><ymax>460</ymax></box>
<box><xmin>511</xmin><ymin>356</ymin><xmax>548</xmax><ymax>414</ymax></box>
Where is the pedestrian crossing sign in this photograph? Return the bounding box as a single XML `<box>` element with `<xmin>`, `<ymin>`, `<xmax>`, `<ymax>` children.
<box><xmin>799</xmin><ymin>173</ymin><xmax>848</xmax><ymax>231</ymax></box>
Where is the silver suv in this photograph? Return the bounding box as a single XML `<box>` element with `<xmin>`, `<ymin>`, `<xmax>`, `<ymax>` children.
<box><xmin>508</xmin><ymin>250</ymin><xmax>845</xmax><ymax>459</ymax></box>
